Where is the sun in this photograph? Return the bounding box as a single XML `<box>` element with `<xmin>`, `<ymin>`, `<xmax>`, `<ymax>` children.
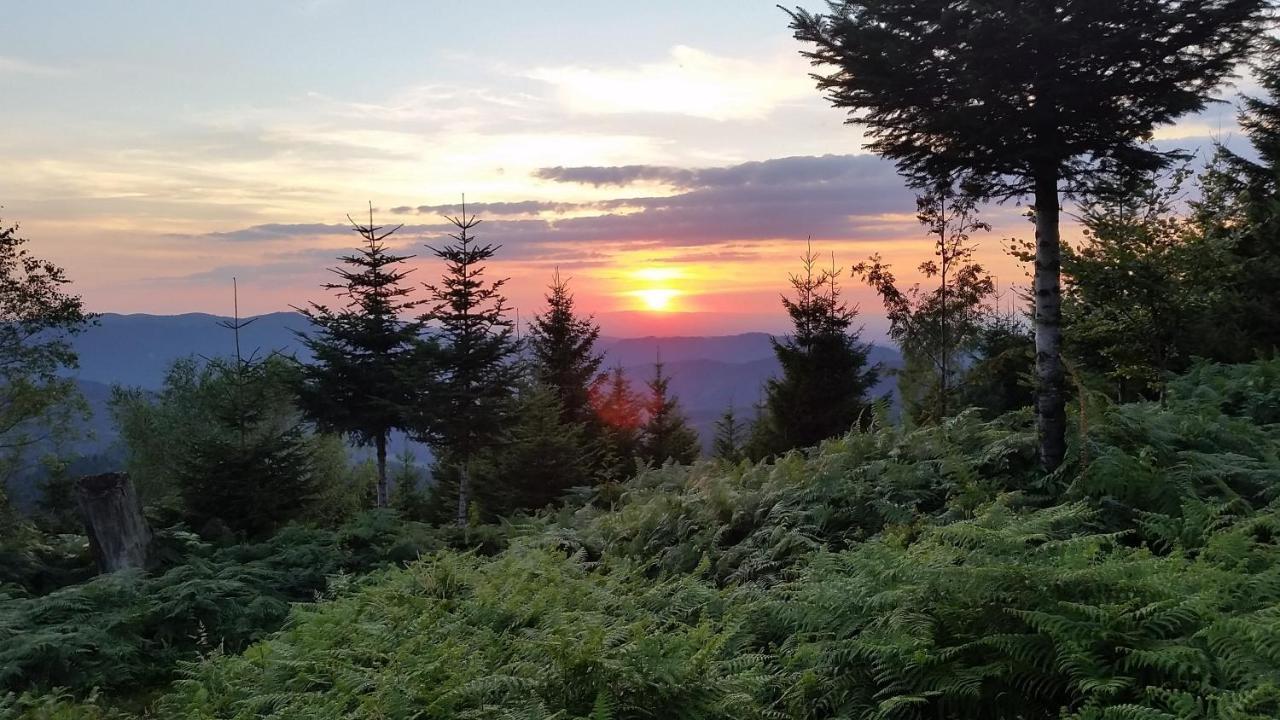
<box><xmin>635</xmin><ymin>288</ymin><xmax>679</xmax><ymax>311</ymax></box>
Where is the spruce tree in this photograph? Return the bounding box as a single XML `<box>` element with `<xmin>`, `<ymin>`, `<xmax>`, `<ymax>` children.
<box><xmin>177</xmin><ymin>355</ymin><xmax>317</xmax><ymax>537</ymax></box>
<box><xmin>787</xmin><ymin>0</ymin><xmax>1266</xmax><ymax>469</ymax></box>
<box><xmin>712</xmin><ymin>405</ymin><xmax>746</xmax><ymax>463</ymax></box>
<box><xmin>491</xmin><ymin>383</ymin><xmax>594</xmax><ymax>512</ymax></box>
<box><xmin>295</xmin><ymin>208</ymin><xmax>424</xmax><ymax>508</ymax></box>
<box><xmin>390</xmin><ymin>448</ymin><xmax>430</xmax><ymax>520</ymax></box>
<box><xmin>591</xmin><ymin>366</ymin><xmax>644</xmax><ymax>482</ymax></box>
<box><xmin>742</xmin><ymin>393</ymin><xmax>777</xmax><ymax>462</ymax></box>
<box><xmin>526</xmin><ymin>269</ymin><xmax>604</xmax><ymax>426</ymax></box>
<box><xmin>1202</xmin><ymin>36</ymin><xmax>1280</xmax><ymax>356</ymax></box>
<box><xmin>1062</xmin><ymin>166</ymin><xmax>1231</xmax><ymax>401</ymax></box>
<box><xmin>855</xmin><ymin>186</ymin><xmax>994</xmax><ymax>423</ymax></box>
<box><xmin>764</xmin><ymin>244</ymin><xmax>878</xmax><ymax>453</ymax></box>
<box><xmin>958</xmin><ymin>308</ymin><xmax>1035</xmax><ymax>419</ymax></box>
<box><xmin>637</xmin><ymin>359</ymin><xmax>700</xmax><ymax>466</ymax></box>
<box><xmin>417</xmin><ymin>201</ymin><xmax>519</xmax><ymax>526</ymax></box>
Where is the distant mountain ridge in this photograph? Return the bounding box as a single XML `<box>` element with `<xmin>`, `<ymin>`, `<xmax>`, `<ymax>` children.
<box><xmin>70</xmin><ymin>312</ymin><xmax>309</xmax><ymax>389</ymax></box>
<box><xmin>55</xmin><ymin>312</ymin><xmax>901</xmax><ymax>464</ymax></box>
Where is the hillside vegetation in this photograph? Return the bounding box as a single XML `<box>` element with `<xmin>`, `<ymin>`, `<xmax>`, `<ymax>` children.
<box><xmin>7</xmin><ymin>359</ymin><xmax>1279</xmax><ymax>719</ymax></box>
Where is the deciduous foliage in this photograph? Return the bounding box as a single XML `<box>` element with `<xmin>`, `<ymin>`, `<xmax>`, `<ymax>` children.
<box><xmin>417</xmin><ymin>202</ymin><xmax>519</xmax><ymax>526</ymax></box>
<box><xmin>786</xmin><ymin>0</ymin><xmax>1267</xmax><ymax>469</ymax></box>
<box><xmin>637</xmin><ymin>360</ymin><xmax>700</xmax><ymax>466</ymax></box>
<box><xmin>762</xmin><ymin>244</ymin><xmax>877</xmax><ymax>453</ymax></box>
<box><xmin>296</xmin><ymin>209</ymin><xmax>425</xmax><ymax>508</ymax></box>
<box><xmin>855</xmin><ymin>186</ymin><xmax>994</xmax><ymax>423</ymax></box>
<box><xmin>0</xmin><ymin>217</ymin><xmax>92</xmax><ymax>492</ymax></box>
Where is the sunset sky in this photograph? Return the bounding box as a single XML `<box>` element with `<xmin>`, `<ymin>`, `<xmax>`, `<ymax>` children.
<box><xmin>1</xmin><ymin>1</ymin><xmax>1249</xmax><ymax>338</ymax></box>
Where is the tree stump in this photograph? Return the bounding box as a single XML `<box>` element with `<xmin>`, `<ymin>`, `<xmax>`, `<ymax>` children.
<box><xmin>76</xmin><ymin>472</ymin><xmax>152</xmax><ymax>573</ymax></box>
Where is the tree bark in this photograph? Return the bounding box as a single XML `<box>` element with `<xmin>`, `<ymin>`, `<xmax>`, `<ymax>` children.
<box><xmin>76</xmin><ymin>472</ymin><xmax>152</xmax><ymax>573</ymax></box>
<box><xmin>375</xmin><ymin>432</ymin><xmax>389</xmax><ymax>508</ymax></box>
<box><xmin>455</xmin><ymin>462</ymin><xmax>470</xmax><ymax>527</ymax></box>
<box><xmin>1033</xmin><ymin>170</ymin><xmax>1067</xmax><ymax>471</ymax></box>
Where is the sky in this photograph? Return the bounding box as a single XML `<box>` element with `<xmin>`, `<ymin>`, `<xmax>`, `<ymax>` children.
<box><xmin>0</xmin><ymin>1</ymin><xmax>1252</xmax><ymax>338</ymax></box>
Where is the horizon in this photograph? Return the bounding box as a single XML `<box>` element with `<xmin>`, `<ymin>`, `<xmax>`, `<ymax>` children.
<box><xmin>0</xmin><ymin>1</ymin><xmax>1251</xmax><ymax>336</ymax></box>
<box><xmin>82</xmin><ymin>308</ymin><xmax>899</xmax><ymax>343</ymax></box>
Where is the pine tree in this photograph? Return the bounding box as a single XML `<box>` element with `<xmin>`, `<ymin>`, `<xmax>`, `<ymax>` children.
<box><xmin>855</xmin><ymin>186</ymin><xmax>994</xmax><ymax>423</ymax></box>
<box><xmin>295</xmin><ymin>208</ymin><xmax>424</xmax><ymax>508</ymax></box>
<box><xmin>416</xmin><ymin>200</ymin><xmax>519</xmax><ymax>526</ymax></box>
<box><xmin>712</xmin><ymin>405</ymin><xmax>746</xmax><ymax>463</ymax></box>
<box><xmin>527</xmin><ymin>269</ymin><xmax>604</xmax><ymax>427</ymax></box>
<box><xmin>787</xmin><ymin>0</ymin><xmax>1266</xmax><ymax>469</ymax></box>
<box><xmin>637</xmin><ymin>359</ymin><xmax>700</xmax><ymax>466</ymax></box>
<box><xmin>763</xmin><ymin>244</ymin><xmax>878</xmax><ymax>453</ymax></box>
<box><xmin>590</xmin><ymin>366</ymin><xmax>644</xmax><ymax>482</ymax></box>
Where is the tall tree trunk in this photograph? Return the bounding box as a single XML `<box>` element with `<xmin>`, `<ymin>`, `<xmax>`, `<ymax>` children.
<box><xmin>375</xmin><ymin>432</ymin><xmax>389</xmax><ymax>508</ymax></box>
<box><xmin>1033</xmin><ymin>169</ymin><xmax>1067</xmax><ymax>470</ymax></box>
<box><xmin>76</xmin><ymin>472</ymin><xmax>152</xmax><ymax>573</ymax></box>
<box><xmin>455</xmin><ymin>462</ymin><xmax>470</xmax><ymax>527</ymax></box>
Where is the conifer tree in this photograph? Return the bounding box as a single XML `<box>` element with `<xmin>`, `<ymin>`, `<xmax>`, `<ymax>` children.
<box><xmin>590</xmin><ymin>366</ymin><xmax>644</xmax><ymax>481</ymax></box>
<box><xmin>712</xmin><ymin>405</ymin><xmax>746</xmax><ymax>463</ymax></box>
<box><xmin>763</xmin><ymin>244</ymin><xmax>878</xmax><ymax>453</ymax></box>
<box><xmin>173</xmin><ymin>287</ymin><xmax>319</xmax><ymax>536</ymax></box>
<box><xmin>1201</xmin><ymin>36</ymin><xmax>1280</xmax><ymax>356</ymax></box>
<box><xmin>177</xmin><ymin>355</ymin><xmax>317</xmax><ymax>537</ymax></box>
<box><xmin>1062</xmin><ymin>166</ymin><xmax>1231</xmax><ymax>401</ymax></box>
<box><xmin>957</xmin><ymin>295</ymin><xmax>1035</xmax><ymax>419</ymax></box>
<box><xmin>296</xmin><ymin>208</ymin><xmax>424</xmax><ymax>508</ymax></box>
<box><xmin>637</xmin><ymin>359</ymin><xmax>700</xmax><ymax>466</ymax></box>
<box><xmin>491</xmin><ymin>383</ymin><xmax>594</xmax><ymax>512</ymax></box>
<box><xmin>855</xmin><ymin>186</ymin><xmax>994</xmax><ymax>423</ymax></box>
<box><xmin>742</xmin><ymin>393</ymin><xmax>777</xmax><ymax>463</ymax></box>
<box><xmin>390</xmin><ymin>448</ymin><xmax>430</xmax><ymax>520</ymax></box>
<box><xmin>416</xmin><ymin>201</ymin><xmax>518</xmax><ymax>526</ymax></box>
<box><xmin>526</xmin><ymin>269</ymin><xmax>604</xmax><ymax>427</ymax></box>
<box><xmin>787</xmin><ymin>0</ymin><xmax>1266</xmax><ymax>469</ymax></box>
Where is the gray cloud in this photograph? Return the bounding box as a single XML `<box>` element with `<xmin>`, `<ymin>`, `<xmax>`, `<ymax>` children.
<box><xmin>533</xmin><ymin>165</ymin><xmax>697</xmax><ymax>187</ymax></box>
<box><xmin>177</xmin><ymin>154</ymin><xmax>948</xmax><ymax>271</ymax></box>
<box><xmin>534</xmin><ymin>154</ymin><xmax>890</xmax><ymax>191</ymax></box>
<box><xmin>196</xmin><ymin>223</ymin><xmax>350</xmax><ymax>242</ymax></box>
<box><xmin>390</xmin><ymin>200</ymin><xmax>579</xmax><ymax>216</ymax></box>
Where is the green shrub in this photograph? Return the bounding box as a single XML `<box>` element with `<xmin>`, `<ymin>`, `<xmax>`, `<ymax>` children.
<box><xmin>156</xmin><ymin>546</ymin><xmax>770</xmax><ymax>720</ymax></box>
<box><xmin>0</xmin><ymin>509</ymin><xmax>515</xmax><ymax>699</ymax></box>
<box><xmin>10</xmin><ymin>361</ymin><xmax>1280</xmax><ymax>719</ymax></box>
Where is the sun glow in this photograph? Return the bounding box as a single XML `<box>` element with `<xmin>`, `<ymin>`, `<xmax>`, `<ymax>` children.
<box><xmin>632</xmin><ymin>267</ymin><xmax>684</xmax><ymax>282</ymax></box>
<box><xmin>634</xmin><ymin>288</ymin><xmax>679</xmax><ymax>311</ymax></box>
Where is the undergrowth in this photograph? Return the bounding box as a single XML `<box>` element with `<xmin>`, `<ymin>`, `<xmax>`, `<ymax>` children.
<box><xmin>5</xmin><ymin>359</ymin><xmax>1279</xmax><ymax>719</ymax></box>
